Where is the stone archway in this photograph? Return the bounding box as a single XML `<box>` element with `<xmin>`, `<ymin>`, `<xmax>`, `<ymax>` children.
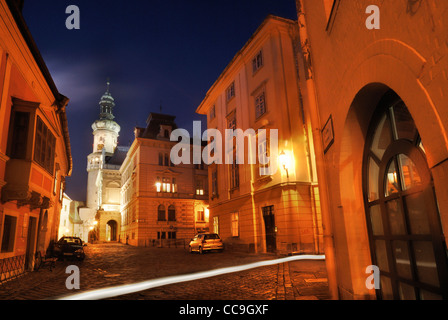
<box><xmin>106</xmin><ymin>220</ymin><xmax>118</xmax><ymax>241</ymax></box>
<box><xmin>334</xmin><ymin>82</ymin><xmax>448</xmax><ymax>299</ymax></box>
<box><xmin>361</xmin><ymin>89</ymin><xmax>448</xmax><ymax>299</ymax></box>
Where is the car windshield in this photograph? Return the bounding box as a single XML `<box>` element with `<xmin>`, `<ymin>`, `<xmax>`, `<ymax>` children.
<box><xmin>204</xmin><ymin>234</ymin><xmax>220</xmax><ymax>240</ymax></box>
<box><xmin>60</xmin><ymin>238</ymin><xmax>82</xmax><ymax>245</ymax></box>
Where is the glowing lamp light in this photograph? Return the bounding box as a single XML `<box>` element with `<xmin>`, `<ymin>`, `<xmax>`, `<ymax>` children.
<box><xmin>93</xmin><ymin>220</ymin><xmax>98</xmax><ymax>226</ymax></box>
<box><xmin>279</xmin><ymin>150</ymin><xmax>290</xmax><ymax>178</ymax></box>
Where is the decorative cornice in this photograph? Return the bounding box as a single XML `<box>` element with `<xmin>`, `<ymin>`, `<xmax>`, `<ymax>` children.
<box><xmin>1</xmin><ymin>188</ymin><xmax>53</xmax><ymax>210</ymax></box>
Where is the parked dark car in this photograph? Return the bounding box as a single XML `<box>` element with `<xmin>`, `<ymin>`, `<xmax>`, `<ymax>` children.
<box><xmin>53</xmin><ymin>236</ymin><xmax>86</xmax><ymax>261</ymax></box>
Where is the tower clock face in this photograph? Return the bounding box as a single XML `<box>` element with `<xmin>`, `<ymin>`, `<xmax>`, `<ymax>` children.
<box><xmin>97</xmin><ymin>144</ymin><xmax>104</xmax><ymax>151</ymax></box>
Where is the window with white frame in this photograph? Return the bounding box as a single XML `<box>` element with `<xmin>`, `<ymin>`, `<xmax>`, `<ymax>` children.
<box><xmin>226</xmin><ymin>82</ymin><xmax>235</xmax><ymax>101</ymax></box>
<box><xmin>255</xmin><ymin>91</ymin><xmax>266</xmax><ymax>119</ymax></box>
<box><xmin>252</xmin><ymin>50</ymin><xmax>263</xmax><ymax>73</ymax></box>
<box><xmin>257</xmin><ymin>131</ymin><xmax>271</xmax><ymax>177</ymax></box>
<box><xmin>197</xmin><ymin>210</ymin><xmax>205</xmax><ymax>222</ymax></box>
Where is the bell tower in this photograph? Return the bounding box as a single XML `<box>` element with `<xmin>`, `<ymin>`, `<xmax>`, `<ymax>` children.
<box><xmin>91</xmin><ymin>81</ymin><xmax>120</xmax><ymax>154</ymax></box>
<box><xmin>86</xmin><ymin>81</ymin><xmax>121</xmax><ymax>209</ymax></box>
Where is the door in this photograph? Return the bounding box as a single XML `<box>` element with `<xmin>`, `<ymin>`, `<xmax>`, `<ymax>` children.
<box><xmin>106</xmin><ymin>220</ymin><xmax>117</xmax><ymax>241</ymax></box>
<box><xmin>25</xmin><ymin>216</ymin><xmax>37</xmax><ymax>270</ymax></box>
<box><xmin>363</xmin><ymin>91</ymin><xmax>448</xmax><ymax>299</ymax></box>
<box><xmin>262</xmin><ymin>206</ymin><xmax>276</xmax><ymax>253</ymax></box>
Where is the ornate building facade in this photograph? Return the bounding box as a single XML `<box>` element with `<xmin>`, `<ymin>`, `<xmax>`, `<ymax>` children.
<box><xmin>120</xmin><ymin>113</ymin><xmax>209</xmax><ymax>246</ymax></box>
<box><xmin>196</xmin><ymin>15</ymin><xmax>323</xmax><ymax>255</ymax></box>
<box><xmin>0</xmin><ymin>0</ymin><xmax>72</xmax><ymax>277</ymax></box>
<box><xmin>79</xmin><ymin>83</ymin><xmax>128</xmax><ymax>243</ymax></box>
<box><xmin>295</xmin><ymin>0</ymin><xmax>448</xmax><ymax>300</ymax></box>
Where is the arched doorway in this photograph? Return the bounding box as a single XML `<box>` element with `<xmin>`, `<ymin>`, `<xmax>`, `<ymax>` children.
<box><xmin>106</xmin><ymin>220</ymin><xmax>118</xmax><ymax>242</ymax></box>
<box><xmin>363</xmin><ymin>90</ymin><xmax>448</xmax><ymax>299</ymax></box>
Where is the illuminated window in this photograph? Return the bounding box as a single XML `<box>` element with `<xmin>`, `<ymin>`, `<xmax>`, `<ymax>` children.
<box><xmin>363</xmin><ymin>91</ymin><xmax>448</xmax><ymax>300</ymax></box>
<box><xmin>196</xmin><ymin>180</ymin><xmax>204</xmax><ymax>195</ymax></box>
<box><xmin>231</xmin><ymin>212</ymin><xmax>239</xmax><ymax>237</ymax></box>
<box><xmin>213</xmin><ymin>216</ymin><xmax>219</xmax><ymax>234</ymax></box>
<box><xmin>197</xmin><ymin>210</ymin><xmax>205</xmax><ymax>222</ymax></box>
<box><xmin>157</xmin><ymin>177</ymin><xmax>176</xmax><ymax>193</ymax></box>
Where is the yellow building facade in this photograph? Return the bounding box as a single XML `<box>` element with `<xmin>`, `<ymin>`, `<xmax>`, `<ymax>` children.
<box><xmin>196</xmin><ymin>16</ymin><xmax>323</xmax><ymax>255</ymax></box>
<box><xmin>296</xmin><ymin>0</ymin><xmax>448</xmax><ymax>299</ymax></box>
<box><xmin>120</xmin><ymin>113</ymin><xmax>209</xmax><ymax>246</ymax></box>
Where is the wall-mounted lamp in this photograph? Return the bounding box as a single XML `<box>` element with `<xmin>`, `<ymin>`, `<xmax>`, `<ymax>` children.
<box><xmin>279</xmin><ymin>150</ymin><xmax>289</xmax><ymax>178</ymax></box>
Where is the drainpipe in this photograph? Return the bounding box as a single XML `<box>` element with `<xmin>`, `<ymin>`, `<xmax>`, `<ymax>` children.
<box><xmin>295</xmin><ymin>0</ymin><xmax>339</xmax><ymax>300</ymax></box>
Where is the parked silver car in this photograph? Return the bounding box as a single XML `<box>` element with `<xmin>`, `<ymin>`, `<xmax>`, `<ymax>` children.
<box><xmin>189</xmin><ymin>233</ymin><xmax>224</xmax><ymax>254</ymax></box>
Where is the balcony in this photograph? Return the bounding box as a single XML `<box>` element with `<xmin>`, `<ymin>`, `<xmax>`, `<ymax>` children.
<box><xmin>1</xmin><ymin>159</ymin><xmax>53</xmax><ymax>209</ymax></box>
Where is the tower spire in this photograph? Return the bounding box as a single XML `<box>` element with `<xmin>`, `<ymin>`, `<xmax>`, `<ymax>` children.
<box><xmin>99</xmin><ymin>79</ymin><xmax>115</xmax><ymax>120</ymax></box>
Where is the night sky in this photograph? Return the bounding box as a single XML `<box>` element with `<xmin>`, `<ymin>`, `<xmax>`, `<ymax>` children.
<box><xmin>21</xmin><ymin>0</ymin><xmax>298</xmax><ymax>201</ymax></box>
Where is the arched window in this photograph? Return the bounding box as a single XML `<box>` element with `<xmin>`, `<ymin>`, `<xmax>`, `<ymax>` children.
<box><xmin>168</xmin><ymin>205</ymin><xmax>176</xmax><ymax>221</ymax></box>
<box><xmin>157</xmin><ymin>205</ymin><xmax>166</xmax><ymax>221</ymax></box>
<box><xmin>363</xmin><ymin>90</ymin><xmax>448</xmax><ymax>300</ymax></box>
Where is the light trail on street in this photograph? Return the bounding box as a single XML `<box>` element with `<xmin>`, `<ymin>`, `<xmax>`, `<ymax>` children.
<box><xmin>58</xmin><ymin>254</ymin><xmax>325</xmax><ymax>300</ymax></box>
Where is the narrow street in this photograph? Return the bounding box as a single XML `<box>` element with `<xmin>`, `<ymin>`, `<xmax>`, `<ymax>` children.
<box><xmin>0</xmin><ymin>243</ymin><xmax>330</xmax><ymax>300</ymax></box>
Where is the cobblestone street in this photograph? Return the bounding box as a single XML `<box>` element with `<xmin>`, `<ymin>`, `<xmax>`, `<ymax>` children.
<box><xmin>0</xmin><ymin>243</ymin><xmax>330</xmax><ymax>300</ymax></box>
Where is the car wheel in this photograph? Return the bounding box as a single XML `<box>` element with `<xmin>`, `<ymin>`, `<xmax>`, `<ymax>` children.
<box><xmin>199</xmin><ymin>246</ymin><xmax>203</xmax><ymax>254</ymax></box>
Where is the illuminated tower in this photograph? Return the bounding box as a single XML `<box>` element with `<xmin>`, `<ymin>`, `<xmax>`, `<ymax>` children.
<box><xmin>86</xmin><ymin>81</ymin><xmax>121</xmax><ymax>209</ymax></box>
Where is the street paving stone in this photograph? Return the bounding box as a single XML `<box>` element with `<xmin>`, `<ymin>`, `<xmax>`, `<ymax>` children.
<box><xmin>0</xmin><ymin>243</ymin><xmax>330</xmax><ymax>300</ymax></box>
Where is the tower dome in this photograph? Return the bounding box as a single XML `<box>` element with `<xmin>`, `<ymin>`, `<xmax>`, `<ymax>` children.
<box><xmin>99</xmin><ymin>80</ymin><xmax>116</xmax><ymax>120</ymax></box>
<box><xmin>91</xmin><ymin>80</ymin><xmax>120</xmax><ymax>154</ymax></box>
